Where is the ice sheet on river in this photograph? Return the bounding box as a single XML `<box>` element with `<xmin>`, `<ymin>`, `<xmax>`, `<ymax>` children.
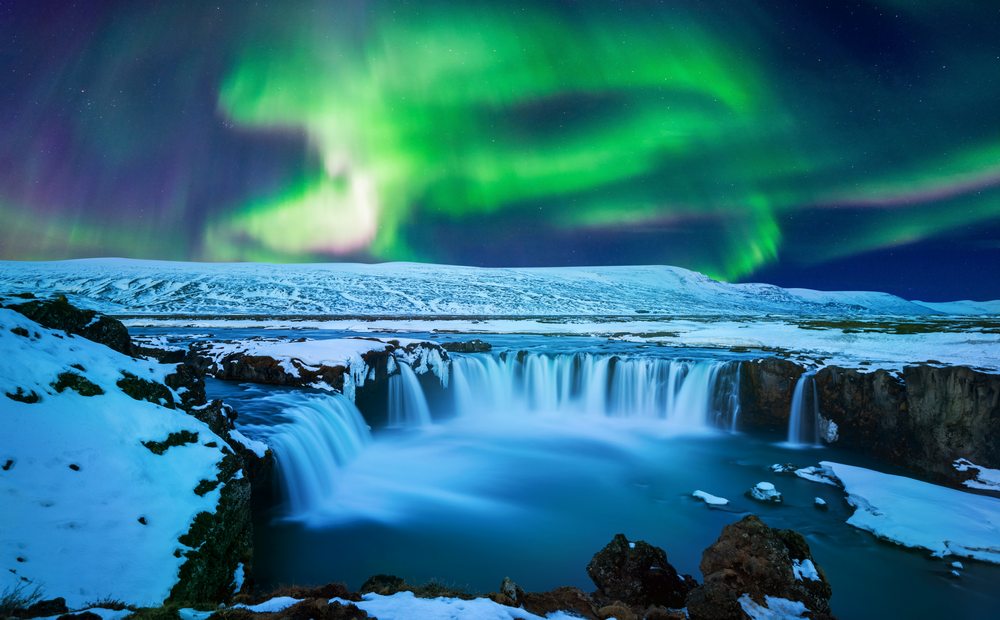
<box><xmin>821</xmin><ymin>461</ymin><xmax>1000</xmax><ymax>564</ymax></box>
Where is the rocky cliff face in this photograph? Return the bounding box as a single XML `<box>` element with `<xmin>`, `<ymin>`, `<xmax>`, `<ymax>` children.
<box><xmin>737</xmin><ymin>358</ymin><xmax>805</xmax><ymax>432</ymax></box>
<box><xmin>740</xmin><ymin>357</ymin><xmax>1000</xmax><ymax>486</ymax></box>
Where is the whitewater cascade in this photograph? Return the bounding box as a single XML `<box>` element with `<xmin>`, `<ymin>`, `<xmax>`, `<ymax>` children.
<box><xmin>252</xmin><ymin>393</ymin><xmax>372</xmax><ymax>517</ymax></box>
<box><xmin>787</xmin><ymin>372</ymin><xmax>821</xmax><ymax>446</ymax></box>
<box><xmin>448</xmin><ymin>352</ymin><xmax>741</xmax><ymax>430</ymax></box>
<box><xmin>387</xmin><ymin>361</ymin><xmax>433</xmax><ymax>427</ymax></box>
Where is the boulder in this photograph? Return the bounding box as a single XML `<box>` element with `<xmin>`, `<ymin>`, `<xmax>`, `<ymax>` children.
<box><xmin>586</xmin><ymin>534</ymin><xmax>694</xmax><ymax>609</ymax></box>
<box><xmin>686</xmin><ymin>515</ymin><xmax>833</xmax><ymax>620</ymax></box>
<box><xmin>747</xmin><ymin>482</ymin><xmax>782</xmax><ymax>504</ymax></box>
<box><xmin>441</xmin><ymin>339</ymin><xmax>492</xmax><ymax>353</ymax></box>
<box><xmin>5</xmin><ymin>295</ymin><xmax>132</xmax><ymax>355</ymax></box>
<box><xmin>521</xmin><ymin>587</ymin><xmax>598</xmax><ymax>620</ymax></box>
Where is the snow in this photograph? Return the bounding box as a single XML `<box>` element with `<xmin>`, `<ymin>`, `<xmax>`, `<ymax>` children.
<box><xmin>749</xmin><ymin>481</ymin><xmax>782</xmax><ymax>503</ymax></box>
<box><xmin>233</xmin><ymin>596</ymin><xmax>302</xmax><ymax>612</ymax></box>
<box><xmin>794</xmin><ymin>465</ymin><xmax>840</xmax><ymax>486</ymax></box>
<box><xmin>120</xmin><ymin>315</ymin><xmax>1000</xmax><ymax>372</ymax></box>
<box><xmin>814</xmin><ymin>497</ymin><xmax>827</xmax><ymax>508</ymax></box>
<box><xmin>791</xmin><ymin>559</ymin><xmax>820</xmax><ymax>581</ymax></box>
<box><xmin>199</xmin><ymin>337</ymin><xmax>391</xmax><ymax>373</ymax></box>
<box><xmin>333</xmin><ymin>591</ymin><xmax>582</xmax><ymax>620</ymax></box>
<box><xmin>229</xmin><ymin>428</ymin><xmax>269</xmax><ymax>458</ymax></box>
<box><xmin>692</xmin><ymin>490</ymin><xmax>730</xmax><ymax>505</ymax></box>
<box><xmin>953</xmin><ymin>458</ymin><xmax>1000</xmax><ymax>491</ymax></box>
<box><xmin>1</xmin><ymin>258</ymin><xmax>990</xmax><ymax>318</ymax></box>
<box><xmin>737</xmin><ymin>594</ymin><xmax>809</xmax><ymax>619</ymax></box>
<box><xmin>233</xmin><ymin>562</ymin><xmax>245</xmax><ymax>594</ymax></box>
<box><xmin>951</xmin><ymin>561</ymin><xmax>964</xmax><ymax>570</ymax></box>
<box><xmin>821</xmin><ymin>461</ymin><xmax>1000</xmax><ymax>564</ymax></box>
<box><xmin>0</xmin><ymin>309</ymin><xmax>230</xmax><ymax>606</ymax></box>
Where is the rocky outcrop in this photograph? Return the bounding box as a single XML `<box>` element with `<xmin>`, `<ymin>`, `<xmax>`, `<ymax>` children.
<box><xmin>813</xmin><ymin>364</ymin><xmax>1000</xmax><ymax>483</ymax></box>
<box><xmin>586</xmin><ymin>533</ymin><xmax>695</xmax><ymax>610</ymax></box>
<box><xmin>3</xmin><ymin>295</ymin><xmax>132</xmax><ymax>355</ymax></box>
<box><xmin>686</xmin><ymin>515</ymin><xmax>833</xmax><ymax>620</ymax></box>
<box><xmin>737</xmin><ymin>358</ymin><xmax>804</xmax><ymax>432</ymax></box>
<box><xmin>738</xmin><ymin>356</ymin><xmax>999</xmax><ymax>486</ymax></box>
<box><xmin>441</xmin><ymin>339</ymin><xmax>492</xmax><ymax>353</ymax></box>
<box><xmin>903</xmin><ymin>365</ymin><xmax>1000</xmax><ymax>479</ymax></box>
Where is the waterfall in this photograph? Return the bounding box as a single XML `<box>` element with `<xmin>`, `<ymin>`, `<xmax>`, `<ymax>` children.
<box><xmin>448</xmin><ymin>352</ymin><xmax>740</xmax><ymax>430</ymax></box>
<box><xmin>387</xmin><ymin>362</ymin><xmax>433</xmax><ymax>427</ymax></box>
<box><xmin>787</xmin><ymin>372</ymin><xmax>821</xmax><ymax>446</ymax></box>
<box><xmin>248</xmin><ymin>392</ymin><xmax>371</xmax><ymax>517</ymax></box>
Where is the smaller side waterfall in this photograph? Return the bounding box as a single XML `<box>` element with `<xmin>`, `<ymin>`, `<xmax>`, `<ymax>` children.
<box><xmin>258</xmin><ymin>393</ymin><xmax>372</xmax><ymax>517</ymax></box>
<box><xmin>387</xmin><ymin>362</ymin><xmax>433</xmax><ymax>427</ymax></box>
<box><xmin>787</xmin><ymin>372</ymin><xmax>821</xmax><ymax>446</ymax></box>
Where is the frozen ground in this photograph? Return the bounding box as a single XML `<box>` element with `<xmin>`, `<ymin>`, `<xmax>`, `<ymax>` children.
<box><xmin>2</xmin><ymin>258</ymin><xmax>996</xmax><ymax>317</ymax></box>
<box><xmin>129</xmin><ymin>317</ymin><xmax>1000</xmax><ymax>372</ymax></box>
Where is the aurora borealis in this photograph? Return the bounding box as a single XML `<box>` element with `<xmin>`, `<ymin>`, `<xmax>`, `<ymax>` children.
<box><xmin>2</xmin><ymin>1</ymin><xmax>1000</xmax><ymax>299</ymax></box>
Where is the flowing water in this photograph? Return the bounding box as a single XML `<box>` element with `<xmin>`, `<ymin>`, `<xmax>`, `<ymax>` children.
<box><xmin>787</xmin><ymin>371</ymin><xmax>820</xmax><ymax>447</ymax></box>
<box><xmin>136</xmin><ymin>328</ymin><xmax>1000</xmax><ymax>620</ymax></box>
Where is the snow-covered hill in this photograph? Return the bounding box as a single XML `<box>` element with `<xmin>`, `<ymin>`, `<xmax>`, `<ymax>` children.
<box><xmin>0</xmin><ymin>308</ymin><xmax>243</xmax><ymax>606</ymax></box>
<box><xmin>0</xmin><ymin>258</ymin><xmax>994</xmax><ymax>317</ymax></box>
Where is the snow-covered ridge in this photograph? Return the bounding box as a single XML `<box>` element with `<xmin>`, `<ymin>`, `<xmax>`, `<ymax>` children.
<box><xmin>0</xmin><ymin>309</ymin><xmax>233</xmax><ymax>606</ymax></box>
<box><xmin>1</xmin><ymin>258</ymin><xmax>994</xmax><ymax>317</ymax></box>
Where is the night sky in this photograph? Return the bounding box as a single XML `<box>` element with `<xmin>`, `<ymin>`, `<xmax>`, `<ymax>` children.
<box><xmin>2</xmin><ymin>1</ymin><xmax>999</xmax><ymax>300</ymax></box>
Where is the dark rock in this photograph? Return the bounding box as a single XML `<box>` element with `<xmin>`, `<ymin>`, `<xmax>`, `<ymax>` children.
<box><xmin>499</xmin><ymin>576</ymin><xmax>523</xmax><ymax>606</ymax></box>
<box><xmin>165</xmin><ymin>361</ymin><xmax>207</xmax><ymax>410</ymax></box>
<box><xmin>586</xmin><ymin>534</ymin><xmax>694</xmax><ymax>609</ymax></box>
<box><xmin>212</xmin><ymin>599</ymin><xmax>368</xmax><ymax>620</ymax></box>
<box><xmin>143</xmin><ymin>431</ymin><xmax>199</xmax><ymax>455</ymax></box>
<box><xmin>169</xmin><ymin>475</ymin><xmax>253</xmax><ymax>606</ymax></box>
<box><xmin>359</xmin><ymin>574</ymin><xmax>406</xmax><ymax>595</ymax></box>
<box><xmin>597</xmin><ymin>602</ymin><xmax>636</xmax><ymax>620</ymax></box>
<box><xmin>51</xmin><ymin>372</ymin><xmax>104</xmax><ymax>397</ymax></box>
<box><xmin>686</xmin><ymin>515</ymin><xmax>833</xmax><ymax>620</ymax></box>
<box><xmin>903</xmin><ymin>365</ymin><xmax>1000</xmax><ymax>476</ymax></box>
<box><xmin>521</xmin><ymin>586</ymin><xmax>598</xmax><ymax>620</ymax></box>
<box><xmin>5</xmin><ymin>387</ymin><xmax>40</xmax><ymax>403</ymax></box>
<box><xmin>11</xmin><ymin>326</ymin><xmax>30</xmax><ymax>337</ymax></box>
<box><xmin>814</xmin><ymin>366</ymin><xmax>908</xmax><ymax>461</ymax></box>
<box><xmin>19</xmin><ymin>597</ymin><xmax>68</xmax><ymax>617</ymax></box>
<box><xmin>738</xmin><ymin>359</ymin><xmax>805</xmax><ymax>432</ymax></box>
<box><xmin>441</xmin><ymin>339</ymin><xmax>492</xmax><ymax>353</ymax></box>
<box><xmin>56</xmin><ymin>613</ymin><xmax>101</xmax><ymax>620</ymax></box>
<box><xmin>6</xmin><ymin>295</ymin><xmax>132</xmax><ymax>355</ymax></box>
<box><xmin>238</xmin><ymin>583</ymin><xmax>356</xmax><ymax>605</ymax></box>
<box><xmin>118</xmin><ymin>372</ymin><xmax>176</xmax><ymax>408</ymax></box>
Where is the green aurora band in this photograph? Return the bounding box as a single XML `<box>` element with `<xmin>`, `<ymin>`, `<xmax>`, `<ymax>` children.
<box><xmin>1</xmin><ymin>1</ymin><xmax>999</xmax><ymax>291</ymax></box>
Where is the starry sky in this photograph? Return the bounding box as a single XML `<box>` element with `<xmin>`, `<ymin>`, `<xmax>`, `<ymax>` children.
<box><xmin>2</xmin><ymin>1</ymin><xmax>999</xmax><ymax>300</ymax></box>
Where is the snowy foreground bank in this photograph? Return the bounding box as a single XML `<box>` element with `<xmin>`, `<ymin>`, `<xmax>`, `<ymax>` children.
<box><xmin>0</xmin><ymin>309</ymin><xmax>234</xmax><ymax>606</ymax></box>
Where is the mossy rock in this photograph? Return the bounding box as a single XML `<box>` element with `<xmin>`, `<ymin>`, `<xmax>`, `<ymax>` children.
<box><xmin>52</xmin><ymin>372</ymin><xmax>104</xmax><ymax>397</ymax></box>
<box><xmin>6</xmin><ymin>295</ymin><xmax>132</xmax><ymax>355</ymax></box>
<box><xmin>143</xmin><ymin>431</ymin><xmax>199</xmax><ymax>455</ymax></box>
<box><xmin>119</xmin><ymin>372</ymin><xmax>176</xmax><ymax>408</ymax></box>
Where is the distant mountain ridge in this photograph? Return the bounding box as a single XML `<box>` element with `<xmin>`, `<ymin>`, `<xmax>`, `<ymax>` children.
<box><xmin>0</xmin><ymin>258</ymin><xmax>995</xmax><ymax>317</ymax></box>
